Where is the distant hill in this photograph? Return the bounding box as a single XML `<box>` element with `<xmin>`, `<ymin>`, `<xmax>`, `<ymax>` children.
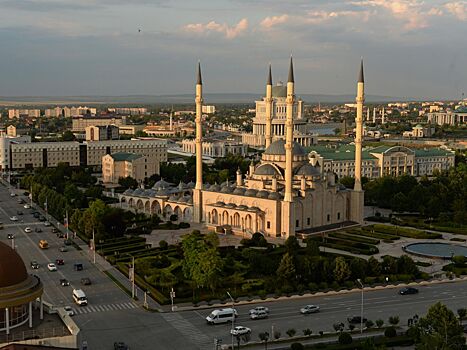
<box><xmin>0</xmin><ymin>93</ymin><xmax>419</xmax><ymax>106</ymax></box>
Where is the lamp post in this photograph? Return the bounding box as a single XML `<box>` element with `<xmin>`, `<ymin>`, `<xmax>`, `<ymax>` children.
<box><xmin>357</xmin><ymin>279</ymin><xmax>364</xmax><ymax>334</ymax></box>
<box><xmin>170</xmin><ymin>287</ymin><xmax>176</xmax><ymax>312</ymax></box>
<box><xmin>227</xmin><ymin>291</ymin><xmax>235</xmax><ymax>350</ymax></box>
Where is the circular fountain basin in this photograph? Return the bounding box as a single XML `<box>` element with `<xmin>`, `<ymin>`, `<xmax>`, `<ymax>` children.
<box><xmin>404</xmin><ymin>242</ymin><xmax>467</xmax><ymax>259</ymax></box>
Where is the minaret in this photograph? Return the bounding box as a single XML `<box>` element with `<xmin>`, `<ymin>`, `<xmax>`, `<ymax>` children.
<box><xmin>169</xmin><ymin>105</ymin><xmax>173</xmax><ymax>131</ymax></box>
<box><xmin>354</xmin><ymin>59</ymin><xmax>364</xmax><ymax>192</ymax></box>
<box><xmin>373</xmin><ymin>107</ymin><xmax>376</xmax><ymax>123</ymax></box>
<box><xmin>282</xmin><ymin>56</ymin><xmax>296</xmax><ymax>237</ymax></box>
<box><xmin>265</xmin><ymin>64</ymin><xmax>273</xmax><ymax>148</ymax></box>
<box><xmin>381</xmin><ymin>107</ymin><xmax>385</xmax><ymax>124</ymax></box>
<box><xmin>193</xmin><ymin>62</ymin><xmax>203</xmax><ymax>223</ymax></box>
<box><xmin>366</xmin><ymin>108</ymin><xmax>370</xmax><ymax>122</ymax></box>
<box><xmin>350</xmin><ymin>59</ymin><xmax>365</xmax><ymax>225</ymax></box>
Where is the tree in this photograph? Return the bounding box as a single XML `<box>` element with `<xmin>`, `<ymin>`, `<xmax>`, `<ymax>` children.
<box><xmin>258</xmin><ymin>332</ymin><xmax>269</xmax><ymax>350</ymax></box>
<box><xmin>273</xmin><ymin>331</ymin><xmax>281</xmax><ymax>340</ymax></box>
<box><xmin>277</xmin><ymin>252</ymin><xmax>296</xmax><ymax>286</ymax></box>
<box><xmin>284</xmin><ymin>236</ymin><xmax>301</xmax><ymax>255</ymax></box>
<box><xmin>302</xmin><ymin>328</ymin><xmax>312</xmax><ymax>336</ymax></box>
<box><xmin>290</xmin><ymin>343</ymin><xmax>304</xmax><ymax>350</ymax></box>
<box><xmin>286</xmin><ymin>328</ymin><xmax>296</xmax><ymax>337</ymax></box>
<box><xmin>457</xmin><ymin>308</ymin><xmax>466</xmax><ymax>320</ymax></box>
<box><xmin>365</xmin><ymin>320</ymin><xmax>374</xmax><ymax>328</ymax></box>
<box><xmin>414</xmin><ymin>302</ymin><xmax>465</xmax><ymax>350</ymax></box>
<box><xmin>61</xmin><ymin>130</ymin><xmax>76</xmax><ymax>141</ymax></box>
<box><xmin>338</xmin><ymin>332</ymin><xmax>352</xmax><ymax>345</ymax></box>
<box><xmin>388</xmin><ymin>316</ymin><xmax>400</xmax><ymax>326</ymax></box>
<box><xmin>333</xmin><ymin>257</ymin><xmax>351</xmax><ymax>283</ymax></box>
<box><xmin>118</xmin><ymin>176</ymin><xmax>138</xmax><ymax>189</ymax></box>
<box><xmin>384</xmin><ymin>326</ymin><xmax>397</xmax><ymax>338</ymax></box>
<box><xmin>375</xmin><ymin>319</ymin><xmax>384</xmax><ymax>328</ymax></box>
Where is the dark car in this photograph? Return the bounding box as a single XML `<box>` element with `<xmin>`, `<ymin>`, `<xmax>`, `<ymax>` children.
<box><xmin>38</xmin><ymin>216</ymin><xmax>46</xmax><ymax>222</ymax></box>
<box><xmin>56</xmin><ymin>259</ymin><xmax>65</xmax><ymax>265</ymax></box>
<box><xmin>399</xmin><ymin>287</ymin><xmax>419</xmax><ymax>295</ymax></box>
<box><xmin>7</xmin><ymin>233</ymin><xmax>14</xmax><ymax>239</ymax></box>
<box><xmin>347</xmin><ymin>316</ymin><xmax>367</xmax><ymax>324</ymax></box>
<box><xmin>81</xmin><ymin>277</ymin><xmax>91</xmax><ymax>285</ymax></box>
<box><xmin>52</xmin><ymin>228</ymin><xmax>58</xmax><ymax>233</ymax></box>
<box><xmin>74</xmin><ymin>263</ymin><xmax>83</xmax><ymax>271</ymax></box>
<box><xmin>33</xmin><ymin>212</ymin><xmax>40</xmax><ymax>218</ymax></box>
<box><xmin>30</xmin><ymin>261</ymin><xmax>39</xmax><ymax>269</ymax></box>
<box><xmin>60</xmin><ymin>278</ymin><xmax>70</xmax><ymax>286</ymax></box>
<box><xmin>35</xmin><ymin>227</ymin><xmax>43</xmax><ymax>233</ymax></box>
<box><xmin>16</xmin><ymin>210</ymin><xmax>23</xmax><ymax>215</ymax></box>
<box><xmin>114</xmin><ymin>342</ymin><xmax>129</xmax><ymax>350</ymax></box>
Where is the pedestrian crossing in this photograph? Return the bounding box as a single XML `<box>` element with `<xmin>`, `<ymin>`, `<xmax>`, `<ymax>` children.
<box><xmin>161</xmin><ymin>312</ymin><xmax>211</xmax><ymax>350</ymax></box>
<box><xmin>74</xmin><ymin>302</ymin><xmax>137</xmax><ymax>314</ymax></box>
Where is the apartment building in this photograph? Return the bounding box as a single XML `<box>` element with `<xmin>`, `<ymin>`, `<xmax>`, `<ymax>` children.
<box><xmin>8</xmin><ymin>109</ymin><xmax>40</xmax><ymax>119</ymax></box>
<box><xmin>85</xmin><ymin>125</ymin><xmax>120</xmax><ymax>141</ymax></box>
<box><xmin>72</xmin><ymin>115</ymin><xmax>126</xmax><ymax>132</ymax></box>
<box><xmin>102</xmin><ymin>152</ymin><xmax>155</xmax><ymax>184</ymax></box>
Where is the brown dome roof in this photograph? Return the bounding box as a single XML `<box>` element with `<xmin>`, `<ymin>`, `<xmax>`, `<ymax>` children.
<box><xmin>0</xmin><ymin>241</ymin><xmax>28</xmax><ymax>288</ymax></box>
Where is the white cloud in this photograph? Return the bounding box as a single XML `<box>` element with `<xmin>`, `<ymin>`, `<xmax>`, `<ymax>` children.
<box><xmin>260</xmin><ymin>14</ymin><xmax>289</xmax><ymax>29</ymax></box>
<box><xmin>182</xmin><ymin>18</ymin><xmax>249</xmax><ymax>39</ymax></box>
<box><xmin>444</xmin><ymin>1</ymin><xmax>467</xmax><ymax>20</ymax></box>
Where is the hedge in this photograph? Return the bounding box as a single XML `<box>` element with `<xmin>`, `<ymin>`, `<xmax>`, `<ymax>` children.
<box><xmin>330</xmin><ymin>232</ymin><xmax>380</xmax><ymax>245</ymax></box>
<box><xmin>355</xmin><ymin>228</ymin><xmax>399</xmax><ymax>241</ymax></box>
<box><xmin>370</xmin><ymin>224</ymin><xmax>442</xmax><ymax>239</ymax></box>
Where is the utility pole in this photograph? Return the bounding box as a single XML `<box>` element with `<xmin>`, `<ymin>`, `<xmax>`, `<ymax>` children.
<box><xmin>170</xmin><ymin>287</ymin><xmax>176</xmax><ymax>312</ymax></box>
<box><xmin>227</xmin><ymin>292</ymin><xmax>235</xmax><ymax>350</ymax></box>
<box><xmin>357</xmin><ymin>279</ymin><xmax>364</xmax><ymax>333</ymax></box>
<box><xmin>131</xmin><ymin>256</ymin><xmax>135</xmax><ymax>299</ymax></box>
<box><xmin>92</xmin><ymin>229</ymin><xmax>96</xmax><ymax>264</ymax></box>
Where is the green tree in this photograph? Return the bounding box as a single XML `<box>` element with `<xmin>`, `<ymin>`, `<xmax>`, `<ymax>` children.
<box><xmin>333</xmin><ymin>257</ymin><xmax>351</xmax><ymax>283</ymax></box>
<box><xmin>338</xmin><ymin>332</ymin><xmax>352</xmax><ymax>345</ymax></box>
<box><xmin>61</xmin><ymin>130</ymin><xmax>76</xmax><ymax>141</ymax></box>
<box><xmin>388</xmin><ymin>316</ymin><xmax>399</xmax><ymax>326</ymax></box>
<box><xmin>284</xmin><ymin>236</ymin><xmax>301</xmax><ymax>255</ymax></box>
<box><xmin>277</xmin><ymin>253</ymin><xmax>296</xmax><ymax>286</ymax></box>
<box><xmin>118</xmin><ymin>176</ymin><xmax>138</xmax><ymax>189</ymax></box>
<box><xmin>414</xmin><ymin>302</ymin><xmax>465</xmax><ymax>350</ymax></box>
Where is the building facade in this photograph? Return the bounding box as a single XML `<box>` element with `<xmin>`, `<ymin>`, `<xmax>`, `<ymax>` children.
<box><xmin>202</xmin><ymin>105</ymin><xmax>216</xmax><ymax>114</ymax></box>
<box><xmin>102</xmin><ymin>153</ymin><xmax>154</xmax><ymax>184</ymax></box>
<box><xmin>402</xmin><ymin>124</ymin><xmax>435</xmax><ymax>138</ymax></box>
<box><xmin>85</xmin><ymin>125</ymin><xmax>120</xmax><ymax>141</ymax></box>
<box><xmin>72</xmin><ymin>116</ymin><xmax>126</xmax><ymax>132</ymax></box>
<box><xmin>427</xmin><ymin>107</ymin><xmax>467</xmax><ymax>125</ymax></box>
<box><xmin>181</xmin><ymin>139</ymin><xmax>248</xmax><ymax>158</ymax></box>
<box><xmin>8</xmin><ymin>110</ymin><xmax>40</xmax><ymax>119</ymax></box>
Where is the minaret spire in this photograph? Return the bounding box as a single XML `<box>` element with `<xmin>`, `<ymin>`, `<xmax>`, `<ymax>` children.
<box><xmin>197</xmin><ymin>61</ymin><xmax>202</xmax><ymax>85</ymax></box>
<box><xmin>265</xmin><ymin>63</ymin><xmax>273</xmax><ymax>148</ymax></box>
<box><xmin>193</xmin><ymin>61</ymin><xmax>204</xmax><ymax>223</ymax></box>
<box><xmin>358</xmin><ymin>59</ymin><xmax>364</xmax><ymax>83</ymax></box>
<box><xmin>288</xmin><ymin>56</ymin><xmax>294</xmax><ymax>83</ymax></box>
<box><xmin>354</xmin><ymin>59</ymin><xmax>364</xmax><ymax>192</ymax></box>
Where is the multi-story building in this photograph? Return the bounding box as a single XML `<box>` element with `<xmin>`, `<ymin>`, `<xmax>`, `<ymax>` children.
<box><xmin>309</xmin><ymin>144</ymin><xmax>455</xmax><ymax>178</ymax></box>
<box><xmin>8</xmin><ymin>109</ymin><xmax>40</xmax><ymax>119</ymax></box>
<box><xmin>102</xmin><ymin>152</ymin><xmax>155</xmax><ymax>184</ymax></box>
<box><xmin>6</xmin><ymin>125</ymin><xmax>16</xmax><ymax>137</ymax></box>
<box><xmin>72</xmin><ymin>115</ymin><xmax>126</xmax><ymax>132</ymax></box>
<box><xmin>402</xmin><ymin>124</ymin><xmax>435</xmax><ymax>138</ymax></box>
<box><xmin>70</xmin><ymin>106</ymin><xmax>97</xmax><ymax>116</ymax></box>
<box><xmin>427</xmin><ymin>106</ymin><xmax>467</xmax><ymax>125</ymax></box>
<box><xmin>118</xmin><ymin>125</ymin><xmax>145</xmax><ymax>135</ymax></box>
<box><xmin>0</xmin><ymin>131</ymin><xmax>31</xmax><ymax>170</ymax></box>
<box><xmin>108</xmin><ymin>107</ymin><xmax>148</xmax><ymax>115</ymax></box>
<box><xmin>202</xmin><ymin>105</ymin><xmax>216</xmax><ymax>114</ymax></box>
<box><xmin>181</xmin><ymin>139</ymin><xmax>248</xmax><ymax>158</ymax></box>
<box><xmin>85</xmin><ymin>125</ymin><xmax>120</xmax><ymax>141</ymax></box>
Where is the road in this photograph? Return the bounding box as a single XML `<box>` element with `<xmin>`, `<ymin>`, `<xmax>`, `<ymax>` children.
<box><xmin>1</xmin><ymin>181</ymin><xmax>466</xmax><ymax>350</ymax></box>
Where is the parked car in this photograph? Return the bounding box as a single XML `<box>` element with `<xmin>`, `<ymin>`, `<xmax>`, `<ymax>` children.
<box><xmin>44</xmin><ymin>221</ymin><xmax>51</xmax><ymax>227</ymax></box>
<box><xmin>249</xmin><ymin>306</ymin><xmax>269</xmax><ymax>315</ymax></box>
<box><xmin>24</xmin><ymin>227</ymin><xmax>32</xmax><ymax>233</ymax></box>
<box><xmin>38</xmin><ymin>216</ymin><xmax>46</xmax><ymax>222</ymax></box>
<box><xmin>63</xmin><ymin>306</ymin><xmax>75</xmax><ymax>316</ymax></box>
<box><xmin>56</xmin><ymin>259</ymin><xmax>65</xmax><ymax>265</ymax></box>
<box><xmin>10</xmin><ymin>193</ymin><xmax>16</xmax><ymax>197</ymax></box>
<box><xmin>7</xmin><ymin>233</ymin><xmax>14</xmax><ymax>239</ymax></box>
<box><xmin>74</xmin><ymin>263</ymin><xmax>83</xmax><ymax>271</ymax></box>
<box><xmin>35</xmin><ymin>227</ymin><xmax>42</xmax><ymax>233</ymax></box>
<box><xmin>47</xmin><ymin>263</ymin><xmax>57</xmax><ymax>271</ymax></box>
<box><xmin>33</xmin><ymin>212</ymin><xmax>40</xmax><ymax>218</ymax></box>
<box><xmin>230</xmin><ymin>326</ymin><xmax>251</xmax><ymax>336</ymax></box>
<box><xmin>30</xmin><ymin>260</ymin><xmax>39</xmax><ymax>269</ymax></box>
<box><xmin>59</xmin><ymin>246</ymin><xmax>68</xmax><ymax>252</ymax></box>
<box><xmin>60</xmin><ymin>278</ymin><xmax>70</xmax><ymax>286</ymax></box>
<box><xmin>250</xmin><ymin>310</ymin><xmax>268</xmax><ymax>320</ymax></box>
<box><xmin>300</xmin><ymin>305</ymin><xmax>320</xmax><ymax>314</ymax></box>
<box><xmin>81</xmin><ymin>277</ymin><xmax>91</xmax><ymax>285</ymax></box>
<box><xmin>347</xmin><ymin>316</ymin><xmax>367</xmax><ymax>324</ymax></box>
<box><xmin>9</xmin><ymin>216</ymin><xmax>18</xmax><ymax>221</ymax></box>
<box><xmin>399</xmin><ymin>287</ymin><xmax>419</xmax><ymax>295</ymax></box>
<box><xmin>114</xmin><ymin>342</ymin><xmax>129</xmax><ymax>350</ymax></box>
<box><xmin>23</xmin><ymin>204</ymin><xmax>31</xmax><ymax>209</ymax></box>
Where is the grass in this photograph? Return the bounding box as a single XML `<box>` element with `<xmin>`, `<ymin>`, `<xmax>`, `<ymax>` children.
<box><xmin>370</xmin><ymin>224</ymin><xmax>442</xmax><ymax>239</ymax></box>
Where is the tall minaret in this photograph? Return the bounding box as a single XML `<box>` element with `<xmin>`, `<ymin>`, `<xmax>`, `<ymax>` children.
<box><xmin>366</xmin><ymin>108</ymin><xmax>370</xmax><ymax>122</ymax></box>
<box><xmin>350</xmin><ymin>60</ymin><xmax>365</xmax><ymax>225</ymax></box>
<box><xmin>354</xmin><ymin>59</ymin><xmax>364</xmax><ymax>192</ymax></box>
<box><xmin>373</xmin><ymin>107</ymin><xmax>376</xmax><ymax>123</ymax></box>
<box><xmin>193</xmin><ymin>62</ymin><xmax>203</xmax><ymax>223</ymax></box>
<box><xmin>381</xmin><ymin>107</ymin><xmax>385</xmax><ymax>124</ymax></box>
<box><xmin>265</xmin><ymin>64</ymin><xmax>273</xmax><ymax>148</ymax></box>
<box><xmin>282</xmin><ymin>57</ymin><xmax>296</xmax><ymax>237</ymax></box>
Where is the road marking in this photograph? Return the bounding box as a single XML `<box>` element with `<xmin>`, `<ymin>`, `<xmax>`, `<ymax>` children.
<box><xmin>74</xmin><ymin>302</ymin><xmax>137</xmax><ymax>315</ymax></box>
<box><xmin>161</xmin><ymin>312</ymin><xmax>211</xmax><ymax>350</ymax></box>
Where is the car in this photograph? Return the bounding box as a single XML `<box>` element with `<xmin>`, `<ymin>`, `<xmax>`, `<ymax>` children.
<box><xmin>33</xmin><ymin>212</ymin><xmax>40</xmax><ymax>218</ymax></box>
<box><xmin>300</xmin><ymin>305</ymin><xmax>320</xmax><ymax>314</ymax></box>
<box><xmin>56</xmin><ymin>259</ymin><xmax>65</xmax><ymax>265</ymax></box>
<box><xmin>74</xmin><ymin>263</ymin><xmax>83</xmax><ymax>271</ymax></box>
<box><xmin>399</xmin><ymin>287</ymin><xmax>419</xmax><ymax>295</ymax></box>
<box><xmin>35</xmin><ymin>227</ymin><xmax>42</xmax><ymax>233</ymax></box>
<box><xmin>44</xmin><ymin>221</ymin><xmax>51</xmax><ymax>227</ymax></box>
<box><xmin>230</xmin><ymin>326</ymin><xmax>251</xmax><ymax>336</ymax></box>
<box><xmin>63</xmin><ymin>306</ymin><xmax>75</xmax><ymax>316</ymax></box>
<box><xmin>24</xmin><ymin>204</ymin><xmax>31</xmax><ymax>209</ymax></box>
<box><xmin>9</xmin><ymin>216</ymin><xmax>18</xmax><ymax>221</ymax></box>
<box><xmin>249</xmin><ymin>306</ymin><xmax>269</xmax><ymax>315</ymax></box>
<box><xmin>114</xmin><ymin>342</ymin><xmax>129</xmax><ymax>350</ymax></box>
<box><xmin>52</xmin><ymin>228</ymin><xmax>58</xmax><ymax>233</ymax></box>
<box><xmin>23</xmin><ymin>191</ymin><xmax>29</xmax><ymax>196</ymax></box>
<box><xmin>38</xmin><ymin>216</ymin><xmax>46</xmax><ymax>222</ymax></box>
<box><xmin>24</xmin><ymin>227</ymin><xmax>32</xmax><ymax>233</ymax></box>
<box><xmin>250</xmin><ymin>310</ymin><xmax>268</xmax><ymax>320</ymax></box>
<box><xmin>16</xmin><ymin>210</ymin><xmax>23</xmax><ymax>215</ymax></box>
<box><xmin>30</xmin><ymin>261</ymin><xmax>39</xmax><ymax>269</ymax></box>
<box><xmin>47</xmin><ymin>263</ymin><xmax>57</xmax><ymax>271</ymax></box>
<box><xmin>7</xmin><ymin>233</ymin><xmax>14</xmax><ymax>239</ymax></box>
<box><xmin>81</xmin><ymin>277</ymin><xmax>91</xmax><ymax>285</ymax></box>
<box><xmin>10</xmin><ymin>193</ymin><xmax>16</xmax><ymax>197</ymax></box>
<box><xmin>60</xmin><ymin>278</ymin><xmax>70</xmax><ymax>286</ymax></box>
<box><xmin>347</xmin><ymin>316</ymin><xmax>368</xmax><ymax>324</ymax></box>
<box><xmin>59</xmin><ymin>246</ymin><xmax>68</xmax><ymax>252</ymax></box>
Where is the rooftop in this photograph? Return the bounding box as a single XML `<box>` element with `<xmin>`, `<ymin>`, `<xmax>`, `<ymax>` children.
<box><xmin>109</xmin><ymin>152</ymin><xmax>143</xmax><ymax>161</ymax></box>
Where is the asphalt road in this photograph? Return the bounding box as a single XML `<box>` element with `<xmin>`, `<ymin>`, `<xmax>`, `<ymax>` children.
<box><xmin>1</xmin><ymin>181</ymin><xmax>466</xmax><ymax>350</ymax></box>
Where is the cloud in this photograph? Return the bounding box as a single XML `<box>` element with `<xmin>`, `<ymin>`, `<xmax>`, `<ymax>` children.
<box><xmin>260</xmin><ymin>14</ymin><xmax>289</xmax><ymax>29</ymax></box>
<box><xmin>444</xmin><ymin>1</ymin><xmax>467</xmax><ymax>20</ymax></box>
<box><xmin>182</xmin><ymin>18</ymin><xmax>249</xmax><ymax>39</ymax></box>
<box><xmin>0</xmin><ymin>0</ymin><xmax>167</xmax><ymax>12</ymax></box>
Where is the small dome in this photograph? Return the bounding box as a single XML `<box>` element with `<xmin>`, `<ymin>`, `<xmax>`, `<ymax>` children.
<box><xmin>220</xmin><ymin>186</ymin><xmax>232</xmax><ymax>193</ymax></box>
<box><xmin>215</xmin><ymin>201</ymin><xmax>226</xmax><ymax>206</ymax></box>
<box><xmin>169</xmin><ymin>194</ymin><xmax>179</xmax><ymax>201</ymax></box>
<box><xmin>245</xmin><ymin>189</ymin><xmax>258</xmax><ymax>196</ymax></box>
<box><xmin>204</xmin><ymin>183</ymin><xmax>211</xmax><ymax>190</ymax></box>
<box><xmin>210</xmin><ymin>184</ymin><xmax>221</xmax><ymax>192</ymax></box>
<box><xmin>233</xmin><ymin>187</ymin><xmax>246</xmax><ymax>195</ymax></box>
<box><xmin>153</xmin><ymin>179</ymin><xmax>173</xmax><ymax>189</ymax></box>
<box><xmin>264</xmin><ymin>139</ymin><xmax>306</xmax><ymax>156</ymax></box>
<box><xmin>133</xmin><ymin>188</ymin><xmax>144</xmax><ymax>196</ymax></box>
<box><xmin>268</xmin><ymin>192</ymin><xmax>281</xmax><ymax>200</ymax></box>
<box><xmin>225</xmin><ymin>203</ymin><xmax>236</xmax><ymax>209</ymax></box>
<box><xmin>237</xmin><ymin>205</ymin><xmax>248</xmax><ymax>210</ymax></box>
<box><xmin>156</xmin><ymin>188</ymin><xmax>170</xmax><ymax>196</ymax></box>
<box><xmin>179</xmin><ymin>196</ymin><xmax>190</xmax><ymax>203</ymax></box>
<box><xmin>254</xmin><ymin>164</ymin><xmax>281</xmax><ymax>176</ymax></box>
<box><xmin>0</xmin><ymin>242</ymin><xmax>28</xmax><ymax>288</ymax></box>
<box><xmin>257</xmin><ymin>190</ymin><xmax>269</xmax><ymax>198</ymax></box>
<box><xmin>295</xmin><ymin>163</ymin><xmax>321</xmax><ymax>177</ymax></box>
<box><xmin>123</xmin><ymin>189</ymin><xmax>133</xmax><ymax>195</ymax></box>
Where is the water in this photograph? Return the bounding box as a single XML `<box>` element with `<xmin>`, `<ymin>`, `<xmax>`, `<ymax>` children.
<box><xmin>404</xmin><ymin>242</ymin><xmax>467</xmax><ymax>259</ymax></box>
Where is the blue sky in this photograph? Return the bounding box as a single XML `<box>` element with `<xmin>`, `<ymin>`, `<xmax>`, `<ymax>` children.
<box><xmin>0</xmin><ymin>0</ymin><xmax>466</xmax><ymax>99</ymax></box>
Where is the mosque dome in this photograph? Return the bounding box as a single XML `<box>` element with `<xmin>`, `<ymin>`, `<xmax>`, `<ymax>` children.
<box><xmin>264</xmin><ymin>139</ymin><xmax>306</xmax><ymax>156</ymax></box>
<box><xmin>272</xmin><ymin>85</ymin><xmax>287</xmax><ymax>98</ymax></box>
<box><xmin>233</xmin><ymin>187</ymin><xmax>246</xmax><ymax>195</ymax></box>
<box><xmin>0</xmin><ymin>242</ymin><xmax>28</xmax><ymax>288</ymax></box>
<box><xmin>210</xmin><ymin>184</ymin><xmax>221</xmax><ymax>192</ymax></box>
<box><xmin>244</xmin><ymin>188</ymin><xmax>258</xmax><ymax>196</ymax></box>
<box><xmin>152</xmin><ymin>179</ymin><xmax>173</xmax><ymax>190</ymax></box>
<box><xmin>220</xmin><ymin>186</ymin><xmax>233</xmax><ymax>194</ymax></box>
<box><xmin>257</xmin><ymin>190</ymin><xmax>269</xmax><ymax>198</ymax></box>
<box><xmin>268</xmin><ymin>192</ymin><xmax>282</xmax><ymax>200</ymax></box>
<box><xmin>254</xmin><ymin>164</ymin><xmax>281</xmax><ymax>176</ymax></box>
<box><xmin>295</xmin><ymin>163</ymin><xmax>321</xmax><ymax>177</ymax></box>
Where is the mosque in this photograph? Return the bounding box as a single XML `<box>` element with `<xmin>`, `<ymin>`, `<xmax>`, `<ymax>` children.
<box><xmin>119</xmin><ymin>58</ymin><xmax>365</xmax><ymax>238</ymax></box>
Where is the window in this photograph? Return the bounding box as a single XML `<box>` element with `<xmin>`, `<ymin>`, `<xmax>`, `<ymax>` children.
<box><xmin>337</xmin><ymin>212</ymin><xmax>340</xmax><ymax>220</ymax></box>
<box><xmin>327</xmin><ymin>214</ymin><xmax>330</xmax><ymax>222</ymax></box>
<box><xmin>296</xmin><ymin>220</ymin><xmax>299</xmax><ymax>228</ymax></box>
<box><xmin>307</xmin><ymin>218</ymin><xmax>310</xmax><ymax>225</ymax></box>
<box><xmin>267</xmin><ymin>221</ymin><xmax>270</xmax><ymax>229</ymax></box>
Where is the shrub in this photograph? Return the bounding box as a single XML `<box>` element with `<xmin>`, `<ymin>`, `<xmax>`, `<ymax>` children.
<box><xmin>319</xmin><ymin>331</ymin><xmax>324</xmax><ymax>336</ymax></box>
<box><xmin>290</xmin><ymin>343</ymin><xmax>304</xmax><ymax>350</ymax></box>
<box><xmin>452</xmin><ymin>256</ymin><xmax>466</xmax><ymax>266</ymax></box>
<box><xmin>274</xmin><ymin>331</ymin><xmax>281</xmax><ymax>339</ymax></box>
<box><xmin>286</xmin><ymin>328</ymin><xmax>296</xmax><ymax>337</ymax></box>
<box><xmin>457</xmin><ymin>308</ymin><xmax>467</xmax><ymax>320</ymax></box>
<box><xmin>389</xmin><ymin>316</ymin><xmax>400</xmax><ymax>326</ymax></box>
<box><xmin>338</xmin><ymin>332</ymin><xmax>353</xmax><ymax>345</ymax></box>
<box><xmin>308</xmin><ymin>282</ymin><xmax>318</xmax><ymax>291</ymax></box>
<box><xmin>178</xmin><ymin>222</ymin><xmax>190</xmax><ymax>229</ymax></box>
<box><xmin>303</xmin><ymin>328</ymin><xmax>312</xmax><ymax>336</ymax></box>
<box><xmin>376</xmin><ymin>319</ymin><xmax>384</xmax><ymax>328</ymax></box>
<box><xmin>384</xmin><ymin>326</ymin><xmax>397</xmax><ymax>338</ymax></box>
<box><xmin>365</xmin><ymin>320</ymin><xmax>374</xmax><ymax>328</ymax></box>
<box><xmin>159</xmin><ymin>240</ymin><xmax>168</xmax><ymax>250</ymax></box>
<box><xmin>348</xmin><ymin>324</ymin><xmax>355</xmax><ymax>331</ymax></box>
<box><xmin>333</xmin><ymin>323</ymin><xmax>345</xmax><ymax>332</ymax></box>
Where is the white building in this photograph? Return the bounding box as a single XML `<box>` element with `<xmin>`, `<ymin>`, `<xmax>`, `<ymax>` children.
<box><xmin>181</xmin><ymin>139</ymin><xmax>248</xmax><ymax>158</ymax></box>
<box><xmin>402</xmin><ymin>124</ymin><xmax>435</xmax><ymax>138</ymax></box>
<box><xmin>202</xmin><ymin>105</ymin><xmax>216</xmax><ymax>114</ymax></box>
<box><xmin>427</xmin><ymin>106</ymin><xmax>467</xmax><ymax>125</ymax></box>
<box><xmin>8</xmin><ymin>109</ymin><xmax>40</xmax><ymax>119</ymax></box>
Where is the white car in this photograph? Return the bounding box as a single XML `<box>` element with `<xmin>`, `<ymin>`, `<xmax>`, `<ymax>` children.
<box><xmin>249</xmin><ymin>306</ymin><xmax>269</xmax><ymax>315</ymax></box>
<box><xmin>63</xmin><ymin>306</ymin><xmax>75</xmax><ymax>316</ymax></box>
<box><xmin>250</xmin><ymin>310</ymin><xmax>268</xmax><ymax>320</ymax></box>
<box><xmin>24</xmin><ymin>227</ymin><xmax>32</xmax><ymax>233</ymax></box>
<box><xmin>9</xmin><ymin>216</ymin><xmax>18</xmax><ymax>221</ymax></box>
<box><xmin>230</xmin><ymin>326</ymin><xmax>251</xmax><ymax>336</ymax></box>
<box><xmin>44</xmin><ymin>221</ymin><xmax>51</xmax><ymax>227</ymax></box>
<box><xmin>47</xmin><ymin>263</ymin><xmax>57</xmax><ymax>271</ymax></box>
<box><xmin>300</xmin><ymin>305</ymin><xmax>320</xmax><ymax>314</ymax></box>
<box><xmin>10</xmin><ymin>193</ymin><xmax>16</xmax><ymax>197</ymax></box>
<box><xmin>24</xmin><ymin>204</ymin><xmax>31</xmax><ymax>209</ymax></box>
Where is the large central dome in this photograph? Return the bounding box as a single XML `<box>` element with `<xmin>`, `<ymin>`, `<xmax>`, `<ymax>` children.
<box><xmin>264</xmin><ymin>139</ymin><xmax>306</xmax><ymax>156</ymax></box>
<box><xmin>0</xmin><ymin>242</ymin><xmax>28</xmax><ymax>288</ymax></box>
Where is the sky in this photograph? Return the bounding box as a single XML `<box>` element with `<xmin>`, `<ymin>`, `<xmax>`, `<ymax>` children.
<box><xmin>0</xmin><ymin>0</ymin><xmax>466</xmax><ymax>99</ymax></box>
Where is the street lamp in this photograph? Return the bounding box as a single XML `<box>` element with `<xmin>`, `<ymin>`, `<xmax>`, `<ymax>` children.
<box><xmin>227</xmin><ymin>291</ymin><xmax>235</xmax><ymax>350</ymax></box>
<box><xmin>357</xmin><ymin>279</ymin><xmax>364</xmax><ymax>334</ymax></box>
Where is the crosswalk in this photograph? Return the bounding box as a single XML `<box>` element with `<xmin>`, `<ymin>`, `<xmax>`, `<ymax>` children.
<box><xmin>161</xmin><ymin>312</ymin><xmax>212</xmax><ymax>350</ymax></box>
<box><xmin>74</xmin><ymin>302</ymin><xmax>138</xmax><ymax>314</ymax></box>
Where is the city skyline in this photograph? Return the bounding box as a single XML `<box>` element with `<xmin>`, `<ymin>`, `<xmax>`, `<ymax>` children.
<box><xmin>1</xmin><ymin>0</ymin><xmax>466</xmax><ymax>99</ymax></box>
